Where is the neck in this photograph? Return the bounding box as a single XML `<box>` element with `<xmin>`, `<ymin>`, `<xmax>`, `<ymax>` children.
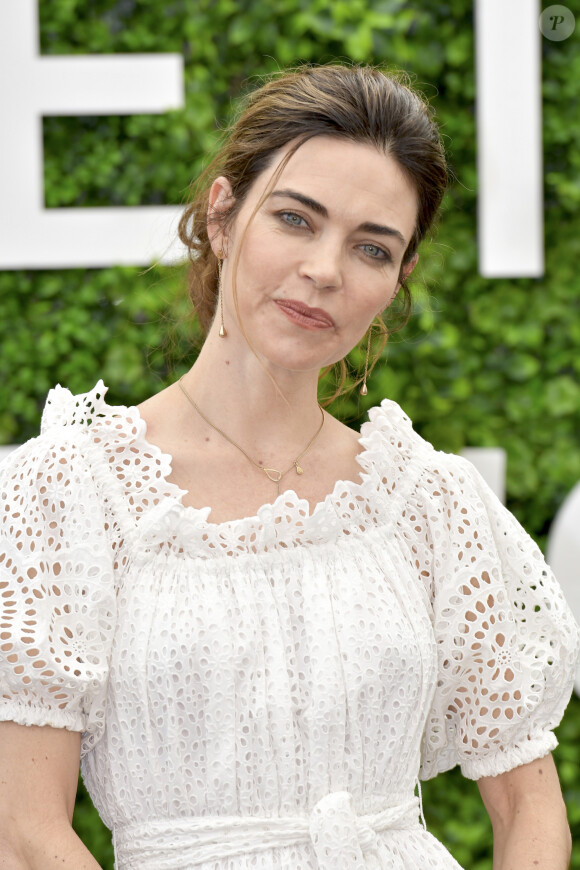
<box><xmin>180</xmin><ymin>328</ymin><xmax>324</xmax><ymax>451</ymax></box>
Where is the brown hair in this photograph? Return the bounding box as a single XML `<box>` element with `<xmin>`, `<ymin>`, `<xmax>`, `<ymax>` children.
<box><xmin>178</xmin><ymin>63</ymin><xmax>447</xmax><ymax>386</ymax></box>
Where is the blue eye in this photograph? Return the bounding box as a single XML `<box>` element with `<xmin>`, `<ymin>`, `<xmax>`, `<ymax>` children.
<box><xmin>281</xmin><ymin>211</ymin><xmax>306</xmax><ymax>227</ymax></box>
<box><xmin>362</xmin><ymin>244</ymin><xmax>386</xmax><ymax>259</ymax></box>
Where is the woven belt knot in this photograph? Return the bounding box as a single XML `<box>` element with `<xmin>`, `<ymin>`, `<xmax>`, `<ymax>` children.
<box><xmin>309</xmin><ymin>791</ymin><xmax>419</xmax><ymax>869</ymax></box>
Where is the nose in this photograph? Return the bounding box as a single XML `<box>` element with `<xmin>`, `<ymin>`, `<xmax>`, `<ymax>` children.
<box><xmin>298</xmin><ymin>235</ymin><xmax>343</xmax><ymax>290</ymax></box>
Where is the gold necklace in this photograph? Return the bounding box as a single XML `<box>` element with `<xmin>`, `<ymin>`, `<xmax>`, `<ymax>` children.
<box><xmin>178</xmin><ymin>377</ymin><xmax>325</xmax><ymax>496</ymax></box>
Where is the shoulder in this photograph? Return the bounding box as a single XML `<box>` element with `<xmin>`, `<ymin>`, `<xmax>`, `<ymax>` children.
<box><xmin>361</xmin><ymin>397</ymin><xmax>456</xmax><ymax>495</ymax></box>
<box><xmin>0</xmin><ymin>383</ymin><xmax>125</xmax><ymax>544</ymax></box>
<box><xmin>29</xmin><ymin>379</ymin><xmax>161</xmax><ymax>481</ymax></box>
<box><xmin>360</xmin><ymin>400</ymin><xmax>502</xmax><ymax>557</ymax></box>
<box><xmin>40</xmin><ymin>380</ymin><xmax>142</xmax><ymax>447</ymax></box>
<box><xmin>1</xmin><ymin>381</ymin><xmax>170</xmax><ymax>533</ymax></box>
<box><xmin>363</xmin><ymin>397</ymin><xmax>481</xmax><ymax>483</ymax></box>
<box><xmin>362</xmin><ymin>398</ymin><xmax>434</xmax><ymax>460</ymax></box>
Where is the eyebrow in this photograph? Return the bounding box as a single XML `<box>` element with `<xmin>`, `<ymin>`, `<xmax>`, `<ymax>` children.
<box><xmin>270</xmin><ymin>188</ymin><xmax>407</xmax><ymax>247</ymax></box>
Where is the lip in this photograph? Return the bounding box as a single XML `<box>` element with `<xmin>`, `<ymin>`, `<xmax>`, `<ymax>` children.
<box><xmin>274</xmin><ymin>299</ymin><xmax>335</xmax><ymax>330</ymax></box>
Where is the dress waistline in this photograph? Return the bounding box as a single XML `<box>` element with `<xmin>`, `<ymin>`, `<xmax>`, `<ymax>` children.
<box><xmin>113</xmin><ymin>792</ymin><xmax>420</xmax><ymax>870</ymax></box>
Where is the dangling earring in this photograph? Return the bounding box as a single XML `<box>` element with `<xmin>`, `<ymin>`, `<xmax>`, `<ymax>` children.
<box><xmin>360</xmin><ymin>325</ymin><xmax>372</xmax><ymax>396</ymax></box>
<box><xmin>217</xmin><ymin>250</ymin><xmax>227</xmax><ymax>337</ymax></box>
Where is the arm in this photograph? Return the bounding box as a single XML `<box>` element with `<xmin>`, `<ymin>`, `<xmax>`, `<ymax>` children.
<box><xmin>0</xmin><ymin>722</ymin><xmax>101</xmax><ymax>870</ymax></box>
<box><xmin>478</xmin><ymin>754</ymin><xmax>571</xmax><ymax>870</ymax></box>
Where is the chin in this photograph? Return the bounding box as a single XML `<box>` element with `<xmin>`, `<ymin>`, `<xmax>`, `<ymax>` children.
<box><xmin>258</xmin><ymin>350</ymin><xmax>327</xmax><ymax>376</ymax></box>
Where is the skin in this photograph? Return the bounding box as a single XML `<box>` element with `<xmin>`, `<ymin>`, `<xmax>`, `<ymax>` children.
<box><xmin>214</xmin><ymin>137</ymin><xmax>419</xmax><ymax>375</ymax></box>
<box><xmin>0</xmin><ymin>723</ymin><xmax>99</xmax><ymax>869</ymax></box>
<box><xmin>479</xmin><ymin>755</ymin><xmax>571</xmax><ymax>869</ymax></box>
<box><xmin>0</xmin><ymin>136</ymin><xmax>571</xmax><ymax>868</ymax></box>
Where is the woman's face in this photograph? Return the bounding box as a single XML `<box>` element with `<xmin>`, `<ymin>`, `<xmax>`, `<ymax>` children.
<box><xmin>209</xmin><ymin>135</ymin><xmax>418</xmax><ymax>374</ymax></box>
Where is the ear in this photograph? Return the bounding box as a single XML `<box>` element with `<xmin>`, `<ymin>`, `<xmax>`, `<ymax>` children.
<box><xmin>399</xmin><ymin>253</ymin><xmax>419</xmax><ymax>288</ymax></box>
<box><xmin>207</xmin><ymin>176</ymin><xmax>234</xmax><ymax>256</ymax></box>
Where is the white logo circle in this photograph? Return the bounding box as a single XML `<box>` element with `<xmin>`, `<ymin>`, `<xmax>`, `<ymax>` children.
<box><xmin>539</xmin><ymin>5</ymin><xmax>576</xmax><ymax>41</ymax></box>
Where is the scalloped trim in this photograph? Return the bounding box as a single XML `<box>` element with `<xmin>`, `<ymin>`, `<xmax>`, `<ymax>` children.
<box><xmin>41</xmin><ymin>383</ymin><xmax>434</xmax><ymax>557</ymax></box>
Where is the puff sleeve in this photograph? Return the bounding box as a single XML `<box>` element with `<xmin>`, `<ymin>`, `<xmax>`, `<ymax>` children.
<box><xmin>0</xmin><ymin>427</ymin><xmax>116</xmax><ymax>756</ymax></box>
<box><xmin>417</xmin><ymin>453</ymin><xmax>580</xmax><ymax>781</ymax></box>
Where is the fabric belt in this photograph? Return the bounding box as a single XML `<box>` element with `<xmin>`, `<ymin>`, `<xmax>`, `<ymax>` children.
<box><xmin>114</xmin><ymin>791</ymin><xmax>420</xmax><ymax>869</ymax></box>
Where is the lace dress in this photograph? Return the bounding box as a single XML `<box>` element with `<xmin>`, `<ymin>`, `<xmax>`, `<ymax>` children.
<box><xmin>0</xmin><ymin>382</ymin><xmax>578</xmax><ymax>870</ymax></box>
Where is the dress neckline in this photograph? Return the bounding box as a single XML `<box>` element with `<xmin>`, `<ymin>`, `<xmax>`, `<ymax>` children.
<box><xmin>42</xmin><ymin>380</ymin><xmax>420</xmax><ymax>555</ymax></box>
<box><xmin>135</xmin><ymin>405</ymin><xmax>373</xmax><ymax>530</ymax></box>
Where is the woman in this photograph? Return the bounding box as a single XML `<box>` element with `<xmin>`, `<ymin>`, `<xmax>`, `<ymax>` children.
<box><xmin>0</xmin><ymin>65</ymin><xmax>578</xmax><ymax>870</ymax></box>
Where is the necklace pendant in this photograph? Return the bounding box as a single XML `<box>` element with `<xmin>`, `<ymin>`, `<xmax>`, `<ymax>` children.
<box><xmin>295</xmin><ymin>463</ymin><xmax>304</xmax><ymax>475</ymax></box>
<box><xmin>263</xmin><ymin>468</ymin><xmax>282</xmax><ymax>483</ymax></box>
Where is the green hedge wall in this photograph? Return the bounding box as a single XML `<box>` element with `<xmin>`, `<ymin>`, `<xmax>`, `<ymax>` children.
<box><xmin>1</xmin><ymin>1</ymin><xmax>579</xmax><ymax>867</ymax></box>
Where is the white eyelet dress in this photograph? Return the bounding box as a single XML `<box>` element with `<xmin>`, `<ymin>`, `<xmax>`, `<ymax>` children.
<box><xmin>1</xmin><ymin>382</ymin><xmax>578</xmax><ymax>870</ymax></box>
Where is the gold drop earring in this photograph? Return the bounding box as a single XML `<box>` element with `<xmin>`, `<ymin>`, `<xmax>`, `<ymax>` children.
<box><xmin>360</xmin><ymin>325</ymin><xmax>372</xmax><ymax>396</ymax></box>
<box><xmin>217</xmin><ymin>250</ymin><xmax>227</xmax><ymax>337</ymax></box>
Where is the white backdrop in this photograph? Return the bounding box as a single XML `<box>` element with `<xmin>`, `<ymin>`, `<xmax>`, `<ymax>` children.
<box><xmin>0</xmin><ymin>0</ymin><xmax>543</xmax><ymax>274</ymax></box>
<box><xmin>0</xmin><ymin>0</ymin><xmax>186</xmax><ymax>268</ymax></box>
